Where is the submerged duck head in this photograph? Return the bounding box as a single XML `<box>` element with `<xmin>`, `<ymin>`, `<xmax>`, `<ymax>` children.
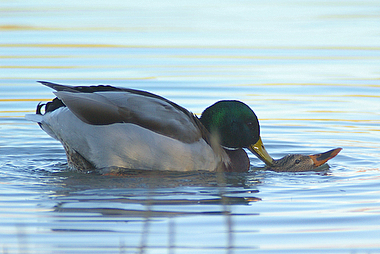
<box><xmin>265</xmin><ymin>148</ymin><xmax>342</xmax><ymax>172</ymax></box>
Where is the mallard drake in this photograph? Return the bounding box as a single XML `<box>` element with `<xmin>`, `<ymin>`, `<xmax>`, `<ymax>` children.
<box><xmin>26</xmin><ymin>81</ymin><xmax>273</xmax><ymax>173</ymax></box>
<box><xmin>265</xmin><ymin>148</ymin><xmax>342</xmax><ymax>172</ymax></box>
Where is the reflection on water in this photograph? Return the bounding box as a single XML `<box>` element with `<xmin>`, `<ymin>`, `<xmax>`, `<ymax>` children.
<box><xmin>52</xmin><ymin>172</ymin><xmax>261</xmax><ymax>219</ymax></box>
<box><xmin>1</xmin><ymin>0</ymin><xmax>380</xmax><ymax>253</ymax></box>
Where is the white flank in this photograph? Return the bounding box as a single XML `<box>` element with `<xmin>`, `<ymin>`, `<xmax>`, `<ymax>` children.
<box><xmin>29</xmin><ymin>107</ymin><xmax>219</xmax><ymax>171</ymax></box>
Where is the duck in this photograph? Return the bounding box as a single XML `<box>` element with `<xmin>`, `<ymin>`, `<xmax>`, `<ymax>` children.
<box><xmin>26</xmin><ymin>81</ymin><xmax>274</xmax><ymax>173</ymax></box>
<box><xmin>264</xmin><ymin>148</ymin><xmax>342</xmax><ymax>172</ymax></box>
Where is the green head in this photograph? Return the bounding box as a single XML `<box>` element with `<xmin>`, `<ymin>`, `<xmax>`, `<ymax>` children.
<box><xmin>200</xmin><ymin>100</ymin><xmax>260</xmax><ymax>148</ymax></box>
<box><xmin>200</xmin><ymin>100</ymin><xmax>273</xmax><ymax>165</ymax></box>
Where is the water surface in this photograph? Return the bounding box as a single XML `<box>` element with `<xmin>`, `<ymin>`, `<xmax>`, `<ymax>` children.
<box><xmin>1</xmin><ymin>1</ymin><xmax>380</xmax><ymax>253</ymax></box>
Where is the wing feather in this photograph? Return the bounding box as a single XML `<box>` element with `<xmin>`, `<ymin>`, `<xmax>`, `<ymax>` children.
<box><xmin>54</xmin><ymin>90</ymin><xmax>202</xmax><ymax>143</ymax></box>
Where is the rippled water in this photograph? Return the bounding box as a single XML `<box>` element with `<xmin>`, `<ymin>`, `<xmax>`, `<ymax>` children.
<box><xmin>1</xmin><ymin>1</ymin><xmax>380</xmax><ymax>253</ymax></box>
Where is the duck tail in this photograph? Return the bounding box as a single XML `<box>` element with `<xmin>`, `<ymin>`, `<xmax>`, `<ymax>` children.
<box><xmin>25</xmin><ymin>113</ymin><xmax>43</xmax><ymax>123</ymax></box>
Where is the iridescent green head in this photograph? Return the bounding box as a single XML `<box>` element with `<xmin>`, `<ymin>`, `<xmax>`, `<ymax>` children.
<box><xmin>200</xmin><ymin>100</ymin><xmax>260</xmax><ymax>148</ymax></box>
<box><xmin>200</xmin><ymin>100</ymin><xmax>273</xmax><ymax>165</ymax></box>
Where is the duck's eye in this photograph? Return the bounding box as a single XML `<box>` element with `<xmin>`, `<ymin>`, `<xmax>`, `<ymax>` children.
<box><xmin>295</xmin><ymin>159</ymin><xmax>301</xmax><ymax>164</ymax></box>
<box><xmin>246</xmin><ymin>122</ymin><xmax>254</xmax><ymax>128</ymax></box>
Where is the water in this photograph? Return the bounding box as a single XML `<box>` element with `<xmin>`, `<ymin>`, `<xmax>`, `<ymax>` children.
<box><xmin>1</xmin><ymin>0</ymin><xmax>380</xmax><ymax>253</ymax></box>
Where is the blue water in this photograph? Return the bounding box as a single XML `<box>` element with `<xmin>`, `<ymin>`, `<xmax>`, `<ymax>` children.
<box><xmin>1</xmin><ymin>1</ymin><xmax>380</xmax><ymax>253</ymax></box>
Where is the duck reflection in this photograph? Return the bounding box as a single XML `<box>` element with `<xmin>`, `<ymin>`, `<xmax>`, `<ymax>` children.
<box><xmin>49</xmin><ymin>146</ymin><xmax>341</xmax><ymax>220</ymax></box>
<box><xmin>51</xmin><ymin>170</ymin><xmax>261</xmax><ymax>219</ymax></box>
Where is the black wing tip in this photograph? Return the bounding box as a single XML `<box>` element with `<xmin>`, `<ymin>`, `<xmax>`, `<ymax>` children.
<box><xmin>37</xmin><ymin>80</ymin><xmax>122</xmax><ymax>93</ymax></box>
<box><xmin>37</xmin><ymin>81</ymin><xmax>77</xmax><ymax>92</ymax></box>
<box><xmin>37</xmin><ymin>80</ymin><xmax>58</xmax><ymax>87</ymax></box>
<box><xmin>37</xmin><ymin>80</ymin><xmax>50</xmax><ymax>84</ymax></box>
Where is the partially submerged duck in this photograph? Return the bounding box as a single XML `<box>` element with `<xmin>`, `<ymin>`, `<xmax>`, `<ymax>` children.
<box><xmin>26</xmin><ymin>81</ymin><xmax>273</xmax><ymax>173</ymax></box>
<box><xmin>265</xmin><ymin>148</ymin><xmax>342</xmax><ymax>172</ymax></box>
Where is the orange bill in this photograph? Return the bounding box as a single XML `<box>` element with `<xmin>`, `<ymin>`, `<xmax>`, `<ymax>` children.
<box><xmin>309</xmin><ymin>148</ymin><xmax>342</xmax><ymax>167</ymax></box>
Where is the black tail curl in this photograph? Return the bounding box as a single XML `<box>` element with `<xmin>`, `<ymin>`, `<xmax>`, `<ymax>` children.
<box><xmin>36</xmin><ymin>98</ymin><xmax>65</xmax><ymax>115</ymax></box>
<box><xmin>36</xmin><ymin>103</ymin><xmax>45</xmax><ymax>115</ymax></box>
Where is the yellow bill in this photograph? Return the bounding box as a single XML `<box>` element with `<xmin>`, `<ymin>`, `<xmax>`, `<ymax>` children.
<box><xmin>248</xmin><ymin>137</ymin><xmax>274</xmax><ymax>165</ymax></box>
